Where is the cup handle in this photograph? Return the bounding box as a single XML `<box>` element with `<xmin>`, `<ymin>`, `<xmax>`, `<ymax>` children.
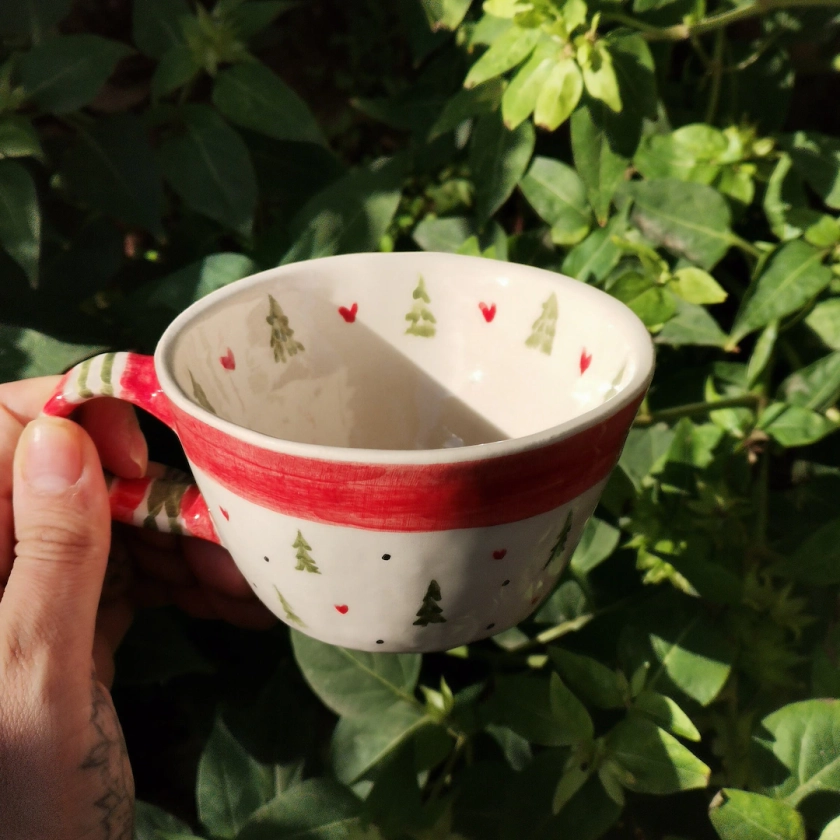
<box><xmin>41</xmin><ymin>351</ymin><xmax>219</xmax><ymax>544</ymax></box>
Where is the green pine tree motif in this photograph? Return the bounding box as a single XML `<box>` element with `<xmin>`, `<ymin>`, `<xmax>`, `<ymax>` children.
<box><xmin>143</xmin><ymin>479</ymin><xmax>191</xmax><ymax>533</ymax></box>
<box><xmin>405</xmin><ymin>276</ymin><xmax>437</xmax><ymax>337</ymax></box>
<box><xmin>267</xmin><ymin>294</ymin><xmax>305</xmax><ymax>362</ymax></box>
<box><xmin>413</xmin><ymin>579</ymin><xmax>447</xmax><ymax>626</ymax></box>
<box><xmin>293</xmin><ymin>530</ymin><xmax>320</xmax><ymax>574</ymax></box>
<box><xmin>525</xmin><ymin>293</ymin><xmax>559</xmax><ymax>355</ymax></box>
<box><xmin>274</xmin><ymin>585</ymin><xmax>305</xmax><ymax>627</ymax></box>
<box><xmin>189</xmin><ymin>371</ymin><xmax>217</xmax><ymax>415</ymax></box>
<box><xmin>543</xmin><ymin>510</ymin><xmax>573</xmax><ymax>570</ymax></box>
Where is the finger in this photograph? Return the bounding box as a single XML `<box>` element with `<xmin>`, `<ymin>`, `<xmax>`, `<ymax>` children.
<box><xmin>129</xmin><ymin>538</ymin><xmax>197</xmax><ymax>586</ymax></box>
<box><xmin>2</xmin><ymin>417</ymin><xmax>110</xmax><ymax>666</ymax></box>
<box><xmin>183</xmin><ymin>538</ymin><xmax>254</xmax><ymax>599</ymax></box>
<box><xmin>0</xmin><ymin>403</ymin><xmax>25</xmax><ymax>582</ymax></box>
<box><xmin>77</xmin><ymin>399</ymin><xmax>148</xmax><ymax>478</ymax></box>
<box><xmin>0</xmin><ymin>376</ymin><xmax>60</xmax><ymax>424</ymax></box>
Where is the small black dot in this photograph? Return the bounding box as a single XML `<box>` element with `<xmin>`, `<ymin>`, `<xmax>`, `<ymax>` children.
<box><xmin>486</xmin><ymin>623</ymin><xmax>495</xmax><ymax>630</ymax></box>
<box><xmin>376</xmin><ymin>639</ymin><xmax>384</xmax><ymax>644</ymax></box>
<box><xmin>264</xmin><ymin>556</ymin><xmax>270</xmax><ymax>562</ymax></box>
<box><xmin>502</xmin><ymin>579</ymin><xmax>510</xmax><ymax>586</ymax></box>
<box><xmin>251</xmin><ymin>582</ymin><xmax>258</xmax><ymax>588</ymax></box>
<box><xmin>382</xmin><ymin>554</ymin><xmax>391</xmax><ymax>560</ymax></box>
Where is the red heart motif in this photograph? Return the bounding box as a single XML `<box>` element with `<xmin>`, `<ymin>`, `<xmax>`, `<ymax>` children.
<box><xmin>338</xmin><ymin>303</ymin><xmax>358</xmax><ymax>323</ymax></box>
<box><xmin>335</xmin><ymin>604</ymin><xmax>349</xmax><ymax>614</ymax></box>
<box><xmin>479</xmin><ymin>302</ymin><xmax>496</xmax><ymax>323</ymax></box>
<box><xmin>579</xmin><ymin>349</ymin><xmax>592</xmax><ymax>375</ymax></box>
<box><xmin>219</xmin><ymin>506</ymin><xmax>229</xmax><ymax>521</ymax></box>
<box><xmin>493</xmin><ymin>548</ymin><xmax>507</xmax><ymax>559</ymax></box>
<box><xmin>220</xmin><ymin>348</ymin><xmax>236</xmax><ymax>370</ymax></box>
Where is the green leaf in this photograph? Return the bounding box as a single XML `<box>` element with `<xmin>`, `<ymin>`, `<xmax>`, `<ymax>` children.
<box><xmin>709</xmin><ymin>789</ymin><xmax>805</xmax><ymax>840</ymax></box>
<box><xmin>582</xmin><ymin>43</ymin><xmax>622</xmax><ymax>113</ymax></box>
<box><xmin>562</xmin><ymin>212</ymin><xmax>625</xmax><ymax>282</ymax></box>
<box><xmin>520</xmin><ymin>156</ymin><xmax>591</xmax><ymax>246</ymax></box>
<box><xmin>486</xmin><ymin>725</ymin><xmax>533</xmax><ymax>771</ymax></box>
<box><xmin>635</xmin><ymin>124</ymin><xmax>727</xmax><ymax>184</ymax></box>
<box><xmin>779</xmin><ymin>351</ymin><xmax>840</xmax><ymax>411</ymax></box>
<box><xmin>464</xmin><ymin>25</ymin><xmax>542</xmax><ymax>88</ymax></box>
<box><xmin>772</xmin><ymin>518</ymin><xmax>840</xmax><ymax>584</ymax></box>
<box><xmin>764</xmin><ymin>153</ymin><xmax>815</xmax><ymax>241</ymax></box>
<box><xmin>656</xmin><ymin>298</ymin><xmax>728</xmax><ymax>348</ymax></box>
<box><xmin>534</xmin><ymin>580</ymin><xmax>590</xmax><ymax>625</ymax></box>
<box><xmin>501</xmin><ymin>43</ymin><xmax>554</xmax><ymax>129</ymax></box>
<box><xmin>570</xmin><ymin>102</ymin><xmax>628</xmax><ymax>225</ymax></box>
<box><xmin>20</xmin><ymin>34</ymin><xmax>132</xmax><ymax>115</ymax></box>
<box><xmin>132</xmin><ymin>0</ymin><xmax>190</xmax><ymax>58</ymax></box>
<box><xmin>231</xmin><ymin>1</ymin><xmax>295</xmax><ymax>39</ymax></box>
<box><xmin>62</xmin><ymin>115</ymin><xmax>164</xmax><ymax>237</ymax></box>
<box><xmin>291</xmin><ymin>629</ymin><xmax>421</xmax><ymax>718</ymax></box>
<box><xmin>0</xmin><ymin>325</ymin><xmax>105</xmax><ymax>381</ymax></box>
<box><xmin>619</xmin><ymin>424</ymin><xmax>676</xmax><ymax>489</ymax></box>
<box><xmin>731</xmin><ymin>241</ymin><xmax>832</xmax><ymax>345</ymax></box>
<box><xmin>628</xmin><ymin>179</ymin><xmax>733</xmax><ymax>270</ymax></box>
<box><xmin>785</xmin><ymin>131</ymin><xmax>840</xmax><ymax>210</ymax></box>
<box><xmin>632</xmin><ymin>690</ymin><xmax>700</xmax><ymax>742</ymax></box>
<box><xmin>158</xmin><ymin>105</ymin><xmax>257</xmax><ymax>236</ymax></box>
<box><xmin>197</xmin><ymin>716</ymin><xmax>290</xmax><ymax>838</ymax></box>
<box><xmin>605</xmin><ymin>717</ymin><xmax>710</xmax><ymax>794</ymax></box>
<box><xmin>606</xmin><ymin>32</ymin><xmax>657</xmax><ymax>125</ymax></box>
<box><xmin>492</xmin><ymin>674</ymin><xmax>592</xmax><ymax>747</ymax></box>
<box><xmin>0</xmin><ymin>116</ymin><xmax>44</xmax><ymax>160</ymax></box>
<box><xmin>807</xmin><ymin>299</ymin><xmax>840</xmax><ymax>350</ymax></box>
<box><xmin>213</xmin><ymin>63</ymin><xmax>326</xmax><ymax>146</ymax></box>
<box><xmin>760</xmin><ymin>402</ymin><xmax>837</xmax><ymax>447</ymax></box>
<box><xmin>421</xmin><ymin>0</ymin><xmax>472</xmax><ymax>30</ymax></box>
<box><xmin>534</xmin><ymin>57</ymin><xmax>583</xmax><ymax>131</ymax></box>
<box><xmin>238</xmin><ymin>778</ymin><xmax>363</xmax><ymax>840</ymax></box>
<box><xmin>761</xmin><ymin>699</ymin><xmax>840</xmax><ymax>806</ymax></box>
<box><xmin>282</xmin><ymin>155</ymin><xmax>406</xmax><ymax>263</ymax></box>
<box><xmin>430</xmin><ymin>80</ymin><xmax>503</xmax><ymax>139</ymax></box>
<box><xmin>549</xmin><ymin>648</ymin><xmax>625</xmax><ymax>709</ymax></box>
<box><xmin>0</xmin><ymin>0</ymin><xmax>73</xmax><ymax>38</ymax></box>
<box><xmin>570</xmin><ymin>517</ymin><xmax>620</xmax><ymax>575</ymax></box>
<box><xmin>747</xmin><ymin>322</ymin><xmax>779</xmax><ymax>388</ymax></box>
<box><xmin>151</xmin><ymin>45</ymin><xmax>200</xmax><ymax>100</ymax></box>
<box><xmin>0</xmin><ymin>160</ymin><xmax>39</xmax><ymax>288</ymax></box>
<box><xmin>331</xmin><ymin>703</ymin><xmax>429</xmax><ymax>784</ymax></box>
<box><xmin>135</xmin><ymin>801</ymin><xmax>194</xmax><ymax>840</ymax></box>
<box><xmin>648</xmin><ymin>610</ymin><xmax>733</xmax><ymax>706</ymax></box>
<box><xmin>469</xmin><ymin>112</ymin><xmax>535</xmax><ymax>224</ymax></box>
<box><xmin>820</xmin><ymin>816</ymin><xmax>840</xmax><ymax>840</ymax></box>
<box><xmin>671</xmin><ymin>267</ymin><xmax>727</xmax><ymax>305</ymax></box>
<box><xmin>609</xmin><ymin>272</ymin><xmax>676</xmax><ymax>328</ymax></box>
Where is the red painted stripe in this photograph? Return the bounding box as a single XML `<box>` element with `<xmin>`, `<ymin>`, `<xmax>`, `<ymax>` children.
<box><xmin>120</xmin><ymin>354</ymin><xmax>174</xmax><ymax>426</ymax></box>
<box><xmin>109</xmin><ymin>477</ymin><xmax>152</xmax><ymax>523</ymax></box>
<box><xmin>180</xmin><ymin>485</ymin><xmax>220</xmax><ymax>544</ymax></box>
<box><xmin>171</xmin><ymin>398</ymin><xmax>641</xmax><ymax>531</ymax></box>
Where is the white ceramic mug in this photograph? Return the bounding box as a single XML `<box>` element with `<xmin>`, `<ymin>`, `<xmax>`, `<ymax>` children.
<box><xmin>43</xmin><ymin>252</ymin><xmax>654</xmax><ymax>652</ymax></box>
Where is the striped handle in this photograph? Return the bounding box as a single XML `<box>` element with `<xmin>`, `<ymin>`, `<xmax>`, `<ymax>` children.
<box><xmin>43</xmin><ymin>352</ymin><xmax>219</xmax><ymax>544</ymax></box>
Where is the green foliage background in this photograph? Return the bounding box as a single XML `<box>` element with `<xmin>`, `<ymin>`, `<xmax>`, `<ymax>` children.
<box><xmin>3</xmin><ymin>0</ymin><xmax>840</xmax><ymax>837</ymax></box>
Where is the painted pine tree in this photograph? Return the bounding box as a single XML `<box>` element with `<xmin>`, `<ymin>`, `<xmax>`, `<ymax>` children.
<box><xmin>274</xmin><ymin>586</ymin><xmax>305</xmax><ymax>627</ymax></box>
<box><xmin>143</xmin><ymin>478</ymin><xmax>190</xmax><ymax>532</ymax></box>
<box><xmin>413</xmin><ymin>579</ymin><xmax>446</xmax><ymax>626</ymax></box>
<box><xmin>189</xmin><ymin>371</ymin><xmax>216</xmax><ymax>415</ymax></box>
<box><xmin>267</xmin><ymin>295</ymin><xmax>305</xmax><ymax>362</ymax></box>
<box><xmin>293</xmin><ymin>530</ymin><xmax>320</xmax><ymax>573</ymax></box>
<box><xmin>405</xmin><ymin>276</ymin><xmax>436</xmax><ymax>337</ymax></box>
<box><xmin>543</xmin><ymin>510</ymin><xmax>573</xmax><ymax>570</ymax></box>
<box><xmin>525</xmin><ymin>293</ymin><xmax>559</xmax><ymax>355</ymax></box>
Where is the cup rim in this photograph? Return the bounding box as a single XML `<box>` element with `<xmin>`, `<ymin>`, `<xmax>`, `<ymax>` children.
<box><xmin>155</xmin><ymin>252</ymin><xmax>655</xmax><ymax>465</ymax></box>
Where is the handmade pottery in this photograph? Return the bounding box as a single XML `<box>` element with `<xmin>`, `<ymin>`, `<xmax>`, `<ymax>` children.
<box><xmin>43</xmin><ymin>252</ymin><xmax>654</xmax><ymax>652</ymax></box>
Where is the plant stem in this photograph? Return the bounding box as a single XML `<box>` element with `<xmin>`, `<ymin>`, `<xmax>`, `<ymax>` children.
<box><xmin>634</xmin><ymin>394</ymin><xmax>761</xmax><ymax>426</ymax></box>
<box><xmin>728</xmin><ymin>233</ymin><xmax>762</xmax><ymax>259</ymax></box>
<box><xmin>705</xmin><ymin>30</ymin><xmax>725</xmax><ymax>124</ymax></box>
<box><xmin>604</xmin><ymin>0</ymin><xmax>840</xmax><ymax>42</ymax></box>
<box><xmin>427</xmin><ymin>734</ymin><xmax>467</xmax><ymax>801</ymax></box>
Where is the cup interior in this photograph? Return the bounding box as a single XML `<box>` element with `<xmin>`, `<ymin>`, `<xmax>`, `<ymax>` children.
<box><xmin>161</xmin><ymin>253</ymin><xmax>652</xmax><ymax>452</ymax></box>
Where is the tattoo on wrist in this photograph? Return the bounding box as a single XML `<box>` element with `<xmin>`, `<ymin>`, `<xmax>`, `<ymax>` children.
<box><xmin>79</xmin><ymin>672</ymin><xmax>134</xmax><ymax>840</ymax></box>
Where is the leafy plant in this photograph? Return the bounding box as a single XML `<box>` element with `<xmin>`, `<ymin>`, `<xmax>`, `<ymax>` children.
<box><xmin>4</xmin><ymin>0</ymin><xmax>840</xmax><ymax>837</ymax></box>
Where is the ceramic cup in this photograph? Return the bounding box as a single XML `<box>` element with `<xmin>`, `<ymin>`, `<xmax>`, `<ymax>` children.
<box><xmin>43</xmin><ymin>252</ymin><xmax>654</xmax><ymax>652</ymax></box>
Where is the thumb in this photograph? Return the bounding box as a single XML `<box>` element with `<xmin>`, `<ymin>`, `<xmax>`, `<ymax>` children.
<box><xmin>1</xmin><ymin>417</ymin><xmax>111</xmax><ymax>667</ymax></box>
